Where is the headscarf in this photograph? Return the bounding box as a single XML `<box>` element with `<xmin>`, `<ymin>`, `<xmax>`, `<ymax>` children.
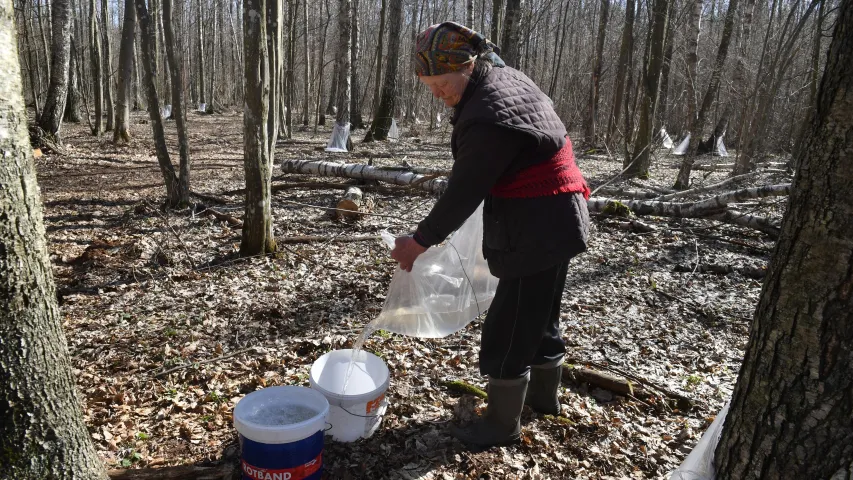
<box><xmin>413</xmin><ymin>22</ymin><xmax>505</xmax><ymax>76</ymax></box>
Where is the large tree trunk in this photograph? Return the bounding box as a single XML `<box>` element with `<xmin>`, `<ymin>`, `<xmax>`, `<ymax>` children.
<box><xmin>114</xmin><ymin>0</ymin><xmax>135</xmax><ymax>143</ymax></box>
<box><xmin>370</xmin><ymin>0</ymin><xmax>386</xmax><ymax>119</ymax></box>
<box><xmin>163</xmin><ymin>0</ymin><xmax>190</xmax><ymax>199</ymax></box>
<box><xmin>714</xmin><ymin>1</ymin><xmax>853</xmax><ymax>476</ymax></box>
<box><xmin>135</xmin><ymin>0</ymin><xmax>184</xmax><ymax>206</ymax></box>
<box><xmin>90</xmin><ymin>0</ymin><xmax>103</xmax><ymax>135</ymax></box>
<box><xmin>364</xmin><ymin>0</ymin><xmax>402</xmax><ymax>142</ymax></box>
<box><xmin>500</xmin><ymin>0</ymin><xmax>521</xmax><ymax>67</ymax></box>
<box><xmin>684</xmin><ymin>0</ymin><xmax>703</xmax><ymax>131</ymax></box>
<box><xmin>584</xmin><ymin>0</ymin><xmax>610</xmax><ymax>144</ymax></box>
<box><xmin>37</xmin><ymin>0</ymin><xmax>72</xmax><ymax>140</ymax></box>
<box><xmin>209</xmin><ymin>0</ymin><xmax>219</xmax><ymax>111</ymax></box>
<box><xmin>626</xmin><ymin>0</ymin><xmax>669</xmax><ymax>178</ymax></box>
<box><xmin>63</xmin><ymin>35</ymin><xmax>81</xmax><ymax>122</ymax></box>
<box><xmin>0</xmin><ymin>4</ymin><xmax>108</xmax><ymax>475</ymax></box>
<box><xmin>241</xmin><ymin>0</ymin><xmax>276</xmax><ymax>255</ymax></box>
<box><xmin>334</xmin><ymin>0</ymin><xmax>352</xmax><ymax>127</ymax></box>
<box><xmin>490</xmin><ymin>0</ymin><xmax>503</xmax><ymax>45</ymax></box>
<box><xmin>673</xmin><ymin>0</ymin><xmax>739</xmax><ymax>189</ymax></box>
<box><xmin>606</xmin><ymin>0</ymin><xmax>635</xmax><ymax>143</ymax></box>
<box><xmin>349</xmin><ymin>0</ymin><xmax>363</xmax><ymax>128</ymax></box>
<box><xmin>301</xmin><ymin>0</ymin><xmax>310</xmax><ymax>126</ymax></box>
<box><xmin>101</xmin><ymin>0</ymin><xmax>114</xmax><ymax>131</ymax></box>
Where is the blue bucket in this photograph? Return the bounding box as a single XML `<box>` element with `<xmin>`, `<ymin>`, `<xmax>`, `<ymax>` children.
<box><xmin>233</xmin><ymin>386</ymin><xmax>330</xmax><ymax>480</ymax></box>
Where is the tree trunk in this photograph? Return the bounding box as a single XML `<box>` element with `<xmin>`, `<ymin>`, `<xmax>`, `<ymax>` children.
<box><xmin>135</xmin><ymin>0</ymin><xmax>184</xmax><ymax>206</ymax></box>
<box><xmin>585</xmin><ymin>0</ymin><xmax>609</xmax><ymax>144</ymax></box>
<box><xmin>369</xmin><ymin>0</ymin><xmax>385</xmax><ymax>119</ymax></box>
<box><xmin>90</xmin><ymin>0</ymin><xmax>103</xmax><ymax>135</ymax></box>
<box><xmin>196</xmin><ymin>0</ymin><xmax>206</xmax><ymax>106</ymax></box>
<box><xmin>466</xmin><ymin>0</ymin><xmax>473</xmax><ymax>26</ymax></box>
<box><xmin>301</xmin><ymin>0</ymin><xmax>310</xmax><ymax>126</ymax></box>
<box><xmin>336</xmin><ymin>186</ymin><xmax>363</xmax><ymax>220</ymax></box>
<box><xmin>490</xmin><ymin>0</ymin><xmax>503</xmax><ymax>46</ymax></box>
<box><xmin>0</xmin><ymin>4</ymin><xmax>108</xmax><ymax>474</ymax></box>
<box><xmin>500</xmin><ymin>0</ymin><xmax>521</xmax><ymax>67</ymax></box>
<box><xmin>364</xmin><ymin>0</ymin><xmax>402</xmax><ymax>141</ymax></box>
<box><xmin>685</xmin><ymin>0</ymin><xmax>703</xmax><ymax>131</ymax></box>
<box><xmin>349</xmin><ymin>0</ymin><xmax>363</xmax><ymax>128</ymax></box>
<box><xmin>790</xmin><ymin>0</ymin><xmax>825</xmax><ymax>168</ymax></box>
<box><xmin>114</xmin><ymin>0</ymin><xmax>135</xmax><ymax>143</ymax></box>
<box><xmin>335</xmin><ymin>0</ymin><xmax>352</xmax><ymax>127</ymax></box>
<box><xmin>715</xmin><ymin>1</ymin><xmax>853</xmax><ymax>475</ymax></box>
<box><xmin>63</xmin><ymin>35</ymin><xmax>81</xmax><ymax>122</ymax></box>
<box><xmin>606</xmin><ymin>0</ymin><xmax>635</xmax><ymax>142</ymax></box>
<box><xmin>20</xmin><ymin>0</ymin><xmax>43</xmax><ymax>119</ymax></box>
<box><xmin>37</xmin><ymin>0</ymin><xmax>72</xmax><ymax>140</ymax></box>
<box><xmin>657</xmin><ymin>2</ymin><xmax>675</xmax><ymax>131</ymax></box>
<box><xmin>101</xmin><ymin>0</ymin><xmax>114</xmax><ymax>131</ymax></box>
<box><xmin>133</xmin><ymin>40</ymin><xmax>142</xmax><ymax>109</ymax></box>
<box><xmin>36</xmin><ymin>0</ymin><xmax>51</xmax><ymax>80</ymax></box>
<box><xmin>209</xmin><ymin>0</ymin><xmax>219</xmax><ymax>111</ymax></box>
<box><xmin>163</xmin><ymin>0</ymin><xmax>190</xmax><ymax>199</ymax></box>
<box><xmin>673</xmin><ymin>0</ymin><xmax>739</xmax><ymax>190</ymax></box>
<box><xmin>284</xmin><ymin>0</ymin><xmax>296</xmax><ymax>136</ymax></box>
<box><xmin>626</xmin><ymin>0</ymin><xmax>669</xmax><ymax>178</ymax></box>
<box><xmin>240</xmin><ymin>0</ymin><xmax>276</xmax><ymax>255</ymax></box>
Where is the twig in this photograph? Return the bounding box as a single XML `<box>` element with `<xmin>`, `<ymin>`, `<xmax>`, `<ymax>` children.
<box><xmin>152</xmin><ymin>347</ymin><xmax>257</xmax><ymax>378</ymax></box>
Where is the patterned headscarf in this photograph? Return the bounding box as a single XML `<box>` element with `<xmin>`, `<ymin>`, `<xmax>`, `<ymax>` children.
<box><xmin>413</xmin><ymin>22</ymin><xmax>505</xmax><ymax>76</ymax></box>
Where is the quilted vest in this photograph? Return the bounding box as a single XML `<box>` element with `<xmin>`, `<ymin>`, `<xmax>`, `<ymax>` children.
<box><xmin>451</xmin><ymin>66</ymin><xmax>567</xmax><ymax>158</ymax></box>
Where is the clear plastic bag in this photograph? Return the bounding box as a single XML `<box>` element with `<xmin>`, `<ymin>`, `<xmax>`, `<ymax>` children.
<box><xmin>326</xmin><ymin>122</ymin><xmax>351</xmax><ymax>152</ymax></box>
<box><xmin>373</xmin><ymin>203</ymin><xmax>498</xmax><ymax>338</ymax></box>
<box><xmin>388</xmin><ymin>119</ymin><xmax>401</xmax><ymax>141</ymax></box>
<box><xmin>669</xmin><ymin>402</ymin><xmax>730</xmax><ymax>480</ymax></box>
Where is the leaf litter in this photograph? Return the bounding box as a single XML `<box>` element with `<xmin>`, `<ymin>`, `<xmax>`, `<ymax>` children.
<box><xmin>38</xmin><ymin>111</ymin><xmax>789</xmax><ymax>478</ymax></box>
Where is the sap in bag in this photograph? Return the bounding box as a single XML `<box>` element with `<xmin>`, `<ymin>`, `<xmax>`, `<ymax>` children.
<box><xmin>375</xmin><ymin>203</ymin><xmax>498</xmax><ymax>338</ymax></box>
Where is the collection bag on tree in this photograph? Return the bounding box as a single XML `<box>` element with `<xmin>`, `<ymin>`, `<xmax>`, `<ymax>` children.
<box><xmin>375</xmin><ymin>203</ymin><xmax>498</xmax><ymax>338</ymax></box>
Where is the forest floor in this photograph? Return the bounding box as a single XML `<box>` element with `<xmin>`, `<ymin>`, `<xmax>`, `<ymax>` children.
<box><xmin>37</xmin><ymin>110</ymin><xmax>792</xmax><ymax>479</ymax></box>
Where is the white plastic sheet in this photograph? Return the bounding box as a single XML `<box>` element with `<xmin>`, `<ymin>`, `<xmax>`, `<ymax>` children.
<box><xmin>660</xmin><ymin>127</ymin><xmax>674</xmax><ymax>149</ymax></box>
<box><xmin>715</xmin><ymin>136</ymin><xmax>729</xmax><ymax>157</ymax></box>
<box><xmin>670</xmin><ymin>402</ymin><xmax>730</xmax><ymax>480</ymax></box>
<box><xmin>326</xmin><ymin>122</ymin><xmax>351</xmax><ymax>153</ymax></box>
<box><xmin>673</xmin><ymin>134</ymin><xmax>692</xmax><ymax>155</ymax></box>
<box><xmin>198</xmin><ymin>103</ymin><xmax>207</xmax><ymax>113</ymax></box>
<box><xmin>161</xmin><ymin>104</ymin><xmax>172</xmax><ymax>119</ymax></box>
<box><xmin>373</xmin><ymin>203</ymin><xmax>498</xmax><ymax>338</ymax></box>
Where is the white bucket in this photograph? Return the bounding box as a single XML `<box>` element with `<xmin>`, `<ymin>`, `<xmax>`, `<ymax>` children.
<box><xmin>233</xmin><ymin>386</ymin><xmax>330</xmax><ymax>479</ymax></box>
<box><xmin>309</xmin><ymin>349</ymin><xmax>389</xmax><ymax>442</ymax></box>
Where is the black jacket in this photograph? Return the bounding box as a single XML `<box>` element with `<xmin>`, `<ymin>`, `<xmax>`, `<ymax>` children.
<box><xmin>415</xmin><ymin>64</ymin><xmax>590</xmax><ymax>278</ymax></box>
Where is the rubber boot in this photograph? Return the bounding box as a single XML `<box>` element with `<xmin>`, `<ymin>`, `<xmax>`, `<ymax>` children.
<box><xmin>524</xmin><ymin>364</ymin><xmax>563</xmax><ymax>415</ymax></box>
<box><xmin>450</xmin><ymin>375</ymin><xmax>528</xmax><ymax>448</ymax></box>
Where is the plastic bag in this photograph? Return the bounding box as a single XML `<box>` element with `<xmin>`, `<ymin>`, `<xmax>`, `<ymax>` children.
<box><xmin>669</xmin><ymin>402</ymin><xmax>730</xmax><ymax>480</ymax></box>
<box><xmin>388</xmin><ymin>119</ymin><xmax>401</xmax><ymax>141</ymax></box>
<box><xmin>372</xmin><ymin>203</ymin><xmax>498</xmax><ymax>338</ymax></box>
<box><xmin>161</xmin><ymin>105</ymin><xmax>172</xmax><ymax>119</ymax></box>
<box><xmin>660</xmin><ymin>127</ymin><xmax>675</xmax><ymax>149</ymax></box>
<box><xmin>326</xmin><ymin>122</ymin><xmax>351</xmax><ymax>152</ymax></box>
<box><xmin>673</xmin><ymin>133</ymin><xmax>692</xmax><ymax>155</ymax></box>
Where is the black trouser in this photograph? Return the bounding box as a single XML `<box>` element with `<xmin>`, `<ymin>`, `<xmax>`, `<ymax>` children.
<box><xmin>479</xmin><ymin>261</ymin><xmax>569</xmax><ymax>379</ymax></box>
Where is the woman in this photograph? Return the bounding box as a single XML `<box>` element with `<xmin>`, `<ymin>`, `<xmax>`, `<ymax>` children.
<box><xmin>391</xmin><ymin>22</ymin><xmax>591</xmax><ymax>448</ymax></box>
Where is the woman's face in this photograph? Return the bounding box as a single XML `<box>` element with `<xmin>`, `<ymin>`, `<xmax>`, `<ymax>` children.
<box><xmin>418</xmin><ymin>66</ymin><xmax>474</xmax><ymax>107</ymax></box>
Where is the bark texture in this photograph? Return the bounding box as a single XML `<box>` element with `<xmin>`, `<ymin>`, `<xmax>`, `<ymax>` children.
<box><xmin>0</xmin><ymin>3</ymin><xmax>108</xmax><ymax>475</ymax></box>
<box><xmin>584</xmin><ymin>0</ymin><xmax>609</xmax><ymax>144</ymax></box>
<box><xmin>90</xmin><ymin>0</ymin><xmax>103</xmax><ymax>135</ymax></box>
<box><xmin>37</xmin><ymin>0</ymin><xmax>72</xmax><ymax>139</ymax></box>
<box><xmin>364</xmin><ymin>0</ymin><xmax>402</xmax><ymax>141</ymax></box>
<box><xmin>63</xmin><ymin>35</ymin><xmax>81</xmax><ymax>123</ymax></box>
<box><xmin>334</xmin><ymin>0</ymin><xmax>352</xmax><ymax>126</ymax></box>
<box><xmin>715</xmin><ymin>1</ymin><xmax>853</xmax><ymax>476</ymax></box>
<box><xmin>101</xmin><ymin>0</ymin><xmax>114</xmax><ymax>131</ymax></box>
<box><xmin>163</xmin><ymin>0</ymin><xmax>190</xmax><ymax>198</ymax></box>
<box><xmin>606</xmin><ymin>0</ymin><xmax>634</xmax><ymax>142</ymax></box>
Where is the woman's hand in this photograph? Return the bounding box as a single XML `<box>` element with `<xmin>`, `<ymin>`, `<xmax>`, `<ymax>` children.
<box><xmin>391</xmin><ymin>235</ymin><xmax>428</xmax><ymax>272</ymax></box>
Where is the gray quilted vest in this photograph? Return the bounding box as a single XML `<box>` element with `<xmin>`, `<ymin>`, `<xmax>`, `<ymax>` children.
<box><xmin>451</xmin><ymin>66</ymin><xmax>567</xmax><ymax>157</ymax></box>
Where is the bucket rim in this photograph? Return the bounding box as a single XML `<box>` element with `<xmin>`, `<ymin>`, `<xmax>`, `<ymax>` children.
<box><xmin>309</xmin><ymin>349</ymin><xmax>390</xmax><ymax>403</ymax></box>
<box><xmin>233</xmin><ymin>386</ymin><xmax>330</xmax><ymax>439</ymax></box>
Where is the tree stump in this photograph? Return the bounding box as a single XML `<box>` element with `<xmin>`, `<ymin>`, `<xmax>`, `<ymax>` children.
<box><xmin>336</xmin><ymin>186</ymin><xmax>363</xmax><ymax>221</ymax></box>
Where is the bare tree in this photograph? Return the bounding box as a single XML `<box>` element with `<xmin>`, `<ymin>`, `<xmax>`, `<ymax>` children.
<box><xmin>164</xmin><ymin>0</ymin><xmax>190</xmax><ymax>199</ymax></box>
<box><xmin>101</xmin><ymin>0</ymin><xmax>114</xmax><ymax>131</ymax></box>
<box><xmin>715</xmin><ymin>1</ymin><xmax>853</xmax><ymax>475</ymax></box>
<box><xmin>63</xmin><ymin>34</ymin><xmax>81</xmax><ymax>122</ymax></box>
<box><xmin>684</xmin><ymin>0</ymin><xmax>703</xmax><ymax>131</ymax></box>
<box><xmin>0</xmin><ymin>3</ymin><xmax>108</xmax><ymax>474</ymax></box>
<box><xmin>349</xmin><ymin>0</ymin><xmax>364</xmax><ymax>128</ymax></box>
<box><xmin>241</xmin><ymin>0</ymin><xmax>277</xmax><ymax>255</ymax></box>
<box><xmin>301</xmin><ymin>0</ymin><xmax>311</xmax><ymax>126</ymax></box>
<box><xmin>135</xmin><ymin>0</ymin><xmax>186</xmax><ymax>206</ymax></box>
<box><xmin>607</xmin><ymin>0</ymin><xmax>635</xmax><ymax>143</ymax></box>
<box><xmin>37</xmin><ymin>0</ymin><xmax>72</xmax><ymax>140</ymax></box>
<box><xmin>114</xmin><ymin>0</ymin><xmax>135</xmax><ymax>143</ymax></box>
<box><xmin>584</xmin><ymin>0</ymin><xmax>610</xmax><ymax>144</ymax></box>
<box><xmin>90</xmin><ymin>0</ymin><xmax>103</xmax><ymax>135</ymax></box>
<box><xmin>196</xmin><ymin>0</ymin><xmax>206</xmax><ymax>107</ymax></box>
<box><xmin>501</xmin><ymin>0</ymin><xmax>521</xmax><ymax>67</ymax></box>
<box><xmin>334</xmin><ymin>0</ymin><xmax>351</xmax><ymax>127</ymax></box>
<box><xmin>364</xmin><ymin>0</ymin><xmax>402</xmax><ymax>142</ymax></box>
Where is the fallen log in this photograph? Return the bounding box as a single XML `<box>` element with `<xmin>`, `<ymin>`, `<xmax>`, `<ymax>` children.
<box><xmin>280</xmin><ymin>234</ymin><xmax>381</xmax><ymax>244</ymax></box>
<box><xmin>707</xmin><ymin>209</ymin><xmax>781</xmax><ymax>237</ymax></box>
<box><xmin>199</xmin><ymin>208</ymin><xmax>242</xmax><ymax>228</ymax></box>
<box><xmin>595</xmin><ymin>186</ymin><xmax>659</xmax><ymax>199</ymax></box>
<box><xmin>280</xmin><ymin>159</ymin><xmax>448</xmax><ymax>193</ymax></box>
<box><xmin>336</xmin><ymin>186</ymin><xmax>364</xmax><ymax>220</ymax></box>
<box><xmin>562</xmin><ymin>364</ymin><xmax>696</xmax><ymax>410</ymax></box>
<box><xmin>108</xmin><ymin>464</ymin><xmax>237</xmax><ymax>480</ymax></box>
<box><xmin>693</xmin><ymin>161</ymin><xmax>789</xmax><ymax>171</ymax></box>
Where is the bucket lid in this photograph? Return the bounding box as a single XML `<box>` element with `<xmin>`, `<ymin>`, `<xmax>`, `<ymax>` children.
<box><xmin>233</xmin><ymin>386</ymin><xmax>329</xmax><ymax>444</ymax></box>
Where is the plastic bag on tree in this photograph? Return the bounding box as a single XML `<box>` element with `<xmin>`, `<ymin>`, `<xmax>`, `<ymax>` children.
<box><xmin>715</xmin><ymin>136</ymin><xmax>729</xmax><ymax>157</ymax></box>
<box><xmin>161</xmin><ymin>104</ymin><xmax>172</xmax><ymax>119</ymax></box>
<box><xmin>198</xmin><ymin>103</ymin><xmax>207</xmax><ymax>113</ymax></box>
<box><xmin>373</xmin><ymin>203</ymin><xmax>498</xmax><ymax>338</ymax></box>
<box><xmin>660</xmin><ymin>127</ymin><xmax>674</xmax><ymax>149</ymax></box>
<box><xmin>326</xmin><ymin>122</ymin><xmax>351</xmax><ymax>152</ymax></box>
<box><xmin>669</xmin><ymin>402</ymin><xmax>730</xmax><ymax>480</ymax></box>
<box><xmin>673</xmin><ymin>134</ymin><xmax>692</xmax><ymax>155</ymax></box>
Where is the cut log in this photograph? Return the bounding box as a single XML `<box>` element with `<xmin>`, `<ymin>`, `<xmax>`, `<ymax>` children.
<box><xmin>336</xmin><ymin>186</ymin><xmax>364</xmax><ymax>220</ymax></box>
<box><xmin>279</xmin><ymin>159</ymin><xmax>448</xmax><ymax>193</ymax></box>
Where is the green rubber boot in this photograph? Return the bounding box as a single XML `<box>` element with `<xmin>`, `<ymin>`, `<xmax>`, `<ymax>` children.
<box><xmin>450</xmin><ymin>375</ymin><xmax>528</xmax><ymax>448</ymax></box>
<box><xmin>524</xmin><ymin>364</ymin><xmax>563</xmax><ymax>415</ymax></box>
